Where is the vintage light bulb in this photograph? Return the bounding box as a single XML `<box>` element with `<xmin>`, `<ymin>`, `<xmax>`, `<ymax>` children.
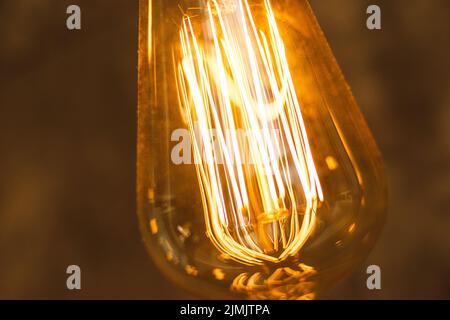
<box><xmin>137</xmin><ymin>0</ymin><xmax>387</xmax><ymax>299</ymax></box>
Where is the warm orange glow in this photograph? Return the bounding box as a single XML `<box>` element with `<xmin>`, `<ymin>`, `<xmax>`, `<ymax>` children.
<box><xmin>213</xmin><ymin>268</ymin><xmax>226</xmax><ymax>280</ymax></box>
<box><xmin>175</xmin><ymin>0</ymin><xmax>323</xmax><ymax>265</ymax></box>
<box><xmin>150</xmin><ymin>218</ymin><xmax>158</xmax><ymax>234</ymax></box>
<box><xmin>138</xmin><ymin>0</ymin><xmax>387</xmax><ymax>300</ymax></box>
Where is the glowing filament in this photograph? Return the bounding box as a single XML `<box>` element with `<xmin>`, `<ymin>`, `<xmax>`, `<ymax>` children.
<box><xmin>175</xmin><ymin>0</ymin><xmax>323</xmax><ymax>265</ymax></box>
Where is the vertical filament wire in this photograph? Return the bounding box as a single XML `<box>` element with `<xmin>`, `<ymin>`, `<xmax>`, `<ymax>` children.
<box><xmin>175</xmin><ymin>0</ymin><xmax>323</xmax><ymax>265</ymax></box>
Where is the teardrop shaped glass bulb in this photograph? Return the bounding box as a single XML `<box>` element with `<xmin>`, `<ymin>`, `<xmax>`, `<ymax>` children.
<box><xmin>137</xmin><ymin>0</ymin><xmax>387</xmax><ymax>299</ymax></box>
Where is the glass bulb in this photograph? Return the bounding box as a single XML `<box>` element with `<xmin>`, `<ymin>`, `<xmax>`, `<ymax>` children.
<box><xmin>137</xmin><ymin>0</ymin><xmax>387</xmax><ymax>299</ymax></box>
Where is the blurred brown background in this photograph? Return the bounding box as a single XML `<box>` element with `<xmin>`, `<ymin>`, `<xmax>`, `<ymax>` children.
<box><xmin>1</xmin><ymin>0</ymin><xmax>449</xmax><ymax>299</ymax></box>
